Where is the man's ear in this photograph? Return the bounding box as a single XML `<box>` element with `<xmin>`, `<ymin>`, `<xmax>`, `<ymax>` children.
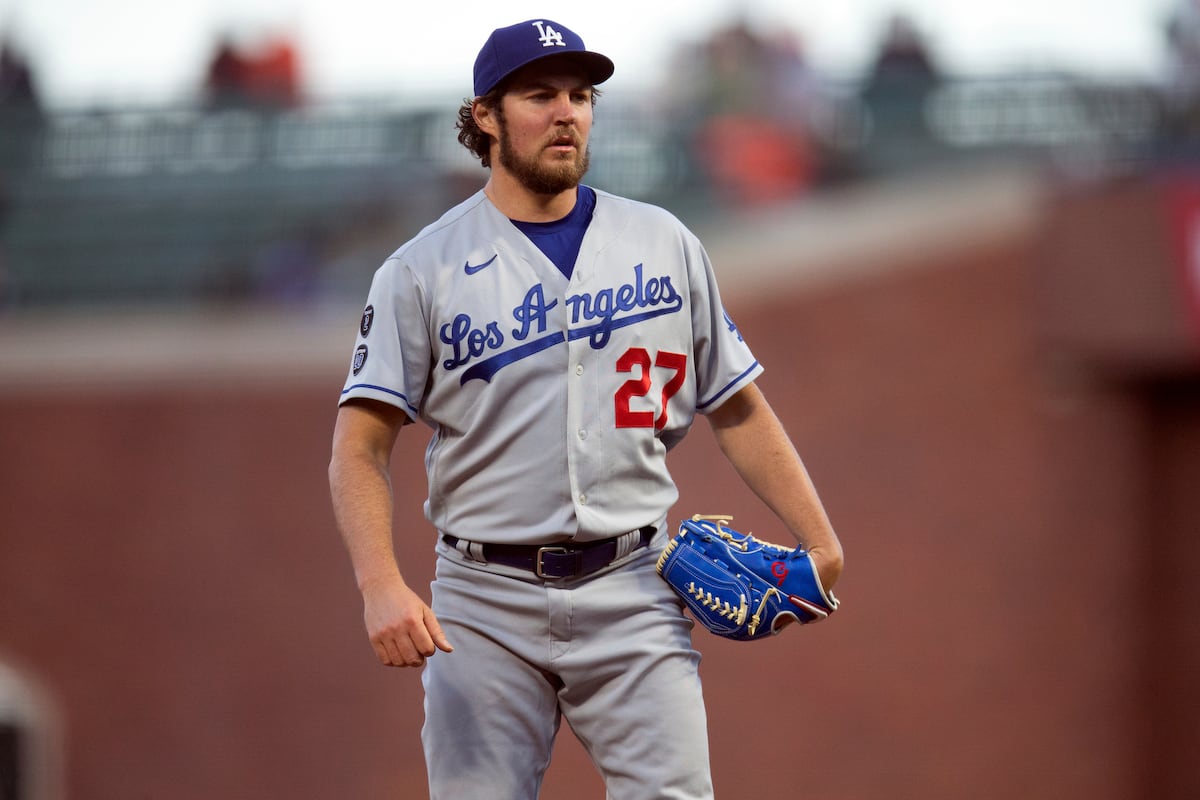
<box><xmin>473</xmin><ymin>98</ymin><xmax>500</xmax><ymax>138</ymax></box>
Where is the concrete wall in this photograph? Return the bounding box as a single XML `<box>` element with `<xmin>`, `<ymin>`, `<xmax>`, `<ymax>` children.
<box><xmin>1</xmin><ymin>167</ymin><xmax>1197</xmax><ymax>799</ymax></box>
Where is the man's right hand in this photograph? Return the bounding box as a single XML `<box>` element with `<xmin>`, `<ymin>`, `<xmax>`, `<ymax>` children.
<box><xmin>362</xmin><ymin>577</ymin><xmax>453</xmax><ymax>667</ymax></box>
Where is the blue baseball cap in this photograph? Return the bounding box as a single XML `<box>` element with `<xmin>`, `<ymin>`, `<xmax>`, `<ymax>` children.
<box><xmin>473</xmin><ymin>19</ymin><xmax>615</xmax><ymax>97</ymax></box>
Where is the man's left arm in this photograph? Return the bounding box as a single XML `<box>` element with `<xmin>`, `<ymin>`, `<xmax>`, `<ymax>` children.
<box><xmin>704</xmin><ymin>382</ymin><xmax>845</xmax><ymax>590</ymax></box>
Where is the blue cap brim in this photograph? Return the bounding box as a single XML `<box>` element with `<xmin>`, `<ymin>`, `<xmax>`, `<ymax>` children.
<box><xmin>476</xmin><ymin>50</ymin><xmax>614</xmax><ymax>97</ymax></box>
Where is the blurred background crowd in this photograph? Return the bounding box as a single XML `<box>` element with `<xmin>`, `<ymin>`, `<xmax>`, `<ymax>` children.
<box><xmin>0</xmin><ymin>0</ymin><xmax>1196</xmax><ymax>313</ymax></box>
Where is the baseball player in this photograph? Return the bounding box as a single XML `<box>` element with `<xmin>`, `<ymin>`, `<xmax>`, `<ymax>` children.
<box><xmin>328</xmin><ymin>18</ymin><xmax>844</xmax><ymax>799</ymax></box>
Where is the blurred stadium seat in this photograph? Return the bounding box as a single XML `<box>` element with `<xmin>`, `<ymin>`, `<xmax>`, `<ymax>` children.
<box><xmin>0</xmin><ymin>74</ymin><xmax>1182</xmax><ymax>311</ymax></box>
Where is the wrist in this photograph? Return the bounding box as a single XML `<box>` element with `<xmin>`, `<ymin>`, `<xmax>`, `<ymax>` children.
<box><xmin>356</xmin><ymin>565</ymin><xmax>404</xmax><ymax>594</ymax></box>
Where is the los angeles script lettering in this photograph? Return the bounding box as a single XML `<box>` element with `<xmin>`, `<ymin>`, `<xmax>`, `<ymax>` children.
<box><xmin>439</xmin><ymin>264</ymin><xmax>682</xmax><ymax>373</ymax></box>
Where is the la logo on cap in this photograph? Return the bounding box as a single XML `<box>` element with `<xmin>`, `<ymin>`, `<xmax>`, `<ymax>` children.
<box><xmin>532</xmin><ymin>21</ymin><xmax>566</xmax><ymax>48</ymax></box>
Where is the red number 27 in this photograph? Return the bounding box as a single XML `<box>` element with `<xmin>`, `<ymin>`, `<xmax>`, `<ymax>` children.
<box><xmin>614</xmin><ymin>348</ymin><xmax>687</xmax><ymax>430</ymax></box>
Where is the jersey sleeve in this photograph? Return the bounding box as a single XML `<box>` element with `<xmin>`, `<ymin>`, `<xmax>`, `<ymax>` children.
<box><xmin>688</xmin><ymin>238</ymin><xmax>763</xmax><ymax>414</ymax></box>
<box><xmin>337</xmin><ymin>256</ymin><xmax>431</xmax><ymax>423</ymax></box>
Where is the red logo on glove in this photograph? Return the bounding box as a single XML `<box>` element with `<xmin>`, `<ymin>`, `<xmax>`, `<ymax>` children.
<box><xmin>770</xmin><ymin>561</ymin><xmax>788</xmax><ymax>586</ymax></box>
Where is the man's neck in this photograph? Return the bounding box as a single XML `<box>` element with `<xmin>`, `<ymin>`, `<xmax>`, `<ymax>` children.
<box><xmin>483</xmin><ymin>174</ymin><xmax>578</xmax><ymax>223</ymax></box>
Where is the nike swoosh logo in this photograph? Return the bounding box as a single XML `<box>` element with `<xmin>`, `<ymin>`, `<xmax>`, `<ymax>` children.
<box><xmin>464</xmin><ymin>254</ymin><xmax>498</xmax><ymax>275</ymax></box>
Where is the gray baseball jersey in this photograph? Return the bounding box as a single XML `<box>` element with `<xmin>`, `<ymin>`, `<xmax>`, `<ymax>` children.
<box><xmin>339</xmin><ymin>187</ymin><xmax>761</xmax><ymax>545</ymax></box>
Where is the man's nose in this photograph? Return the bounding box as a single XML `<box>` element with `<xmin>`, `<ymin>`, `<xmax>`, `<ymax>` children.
<box><xmin>551</xmin><ymin>93</ymin><xmax>577</xmax><ymax>122</ymax></box>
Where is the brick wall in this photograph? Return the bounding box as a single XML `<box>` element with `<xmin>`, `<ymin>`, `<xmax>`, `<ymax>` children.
<box><xmin>1</xmin><ymin>170</ymin><xmax>1196</xmax><ymax>799</ymax></box>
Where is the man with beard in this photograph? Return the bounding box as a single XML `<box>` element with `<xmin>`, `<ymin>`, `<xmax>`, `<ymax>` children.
<box><xmin>328</xmin><ymin>18</ymin><xmax>843</xmax><ymax>800</ymax></box>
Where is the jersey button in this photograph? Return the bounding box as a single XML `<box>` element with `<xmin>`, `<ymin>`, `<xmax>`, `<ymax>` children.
<box><xmin>575</xmin><ymin>364</ymin><xmax>584</xmax><ymax>376</ymax></box>
<box><xmin>579</xmin><ymin>493</ymin><xmax>588</xmax><ymax>505</ymax></box>
<box><xmin>578</xmin><ymin>429</ymin><xmax>588</xmax><ymax>440</ymax></box>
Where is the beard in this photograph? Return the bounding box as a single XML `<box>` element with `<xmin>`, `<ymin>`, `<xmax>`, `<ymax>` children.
<box><xmin>497</xmin><ymin>123</ymin><xmax>591</xmax><ymax>196</ymax></box>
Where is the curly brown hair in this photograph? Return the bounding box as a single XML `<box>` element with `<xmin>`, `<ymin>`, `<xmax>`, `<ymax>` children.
<box><xmin>455</xmin><ymin>85</ymin><xmax>603</xmax><ymax>169</ymax></box>
<box><xmin>455</xmin><ymin>90</ymin><xmax>503</xmax><ymax>168</ymax></box>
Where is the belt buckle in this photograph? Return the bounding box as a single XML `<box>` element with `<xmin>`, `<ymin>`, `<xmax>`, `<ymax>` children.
<box><xmin>536</xmin><ymin>546</ymin><xmax>572</xmax><ymax>579</ymax></box>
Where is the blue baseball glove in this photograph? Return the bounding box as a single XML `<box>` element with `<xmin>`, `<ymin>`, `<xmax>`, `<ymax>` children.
<box><xmin>656</xmin><ymin>515</ymin><xmax>839</xmax><ymax>641</ymax></box>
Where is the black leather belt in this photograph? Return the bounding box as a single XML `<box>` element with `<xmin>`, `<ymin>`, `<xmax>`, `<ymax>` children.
<box><xmin>442</xmin><ymin>526</ymin><xmax>656</xmax><ymax>579</ymax></box>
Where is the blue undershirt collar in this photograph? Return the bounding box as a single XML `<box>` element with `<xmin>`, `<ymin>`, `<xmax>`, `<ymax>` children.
<box><xmin>510</xmin><ymin>185</ymin><xmax>596</xmax><ymax>280</ymax></box>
